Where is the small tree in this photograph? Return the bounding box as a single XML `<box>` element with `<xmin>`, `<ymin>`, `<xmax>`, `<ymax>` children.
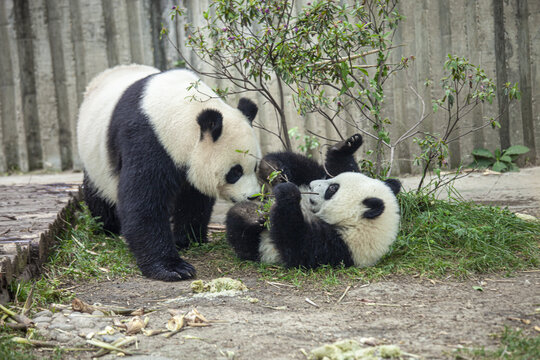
<box><xmin>412</xmin><ymin>55</ymin><xmax>520</xmax><ymax>191</ymax></box>
<box><xmin>163</xmin><ymin>0</ymin><xmax>404</xmax><ymax>168</ymax></box>
<box><xmin>162</xmin><ymin>1</ymin><xmax>520</xmax><ymax>186</ymax></box>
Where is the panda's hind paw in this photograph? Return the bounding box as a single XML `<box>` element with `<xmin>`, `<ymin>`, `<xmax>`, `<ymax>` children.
<box><xmin>330</xmin><ymin>134</ymin><xmax>363</xmax><ymax>155</ymax></box>
<box><xmin>142</xmin><ymin>258</ymin><xmax>196</xmax><ymax>281</ymax></box>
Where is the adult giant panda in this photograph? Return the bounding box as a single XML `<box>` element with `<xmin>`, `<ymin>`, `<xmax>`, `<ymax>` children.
<box><xmin>77</xmin><ymin>64</ymin><xmax>261</xmax><ymax>281</ymax></box>
<box><xmin>226</xmin><ymin>134</ymin><xmax>401</xmax><ymax>268</ymax></box>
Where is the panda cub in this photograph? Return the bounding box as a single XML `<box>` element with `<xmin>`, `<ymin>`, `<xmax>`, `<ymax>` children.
<box><xmin>77</xmin><ymin>64</ymin><xmax>261</xmax><ymax>281</ymax></box>
<box><xmin>226</xmin><ymin>134</ymin><xmax>401</xmax><ymax>268</ymax></box>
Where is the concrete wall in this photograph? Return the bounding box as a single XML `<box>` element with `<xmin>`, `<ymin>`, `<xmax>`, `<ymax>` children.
<box><xmin>0</xmin><ymin>0</ymin><xmax>538</xmax><ymax>175</ymax></box>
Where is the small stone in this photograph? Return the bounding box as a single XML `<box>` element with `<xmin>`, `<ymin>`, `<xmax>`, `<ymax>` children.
<box><xmin>101</xmin><ymin>334</ymin><xmax>123</xmax><ymax>343</ymax></box>
<box><xmin>92</xmin><ymin>310</ymin><xmax>105</xmax><ymax>316</ymax></box>
<box><xmin>62</xmin><ymin>309</ymin><xmax>73</xmax><ymax>316</ymax></box>
<box><xmin>35</xmin><ymin>322</ymin><xmax>49</xmax><ymax>329</ymax></box>
<box><xmin>33</xmin><ymin>310</ymin><xmax>53</xmax><ymax>318</ymax></box>
<box><xmin>48</xmin><ymin>323</ymin><xmax>75</xmax><ymax>331</ymax></box>
<box><xmin>32</xmin><ymin>316</ymin><xmax>52</xmax><ymax>323</ymax></box>
<box><xmin>52</xmin><ymin>313</ymin><xmax>66</xmax><ymax>321</ymax></box>
<box><xmin>48</xmin><ymin>331</ymin><xmax>72</xmax><ymax>343</ymax></box>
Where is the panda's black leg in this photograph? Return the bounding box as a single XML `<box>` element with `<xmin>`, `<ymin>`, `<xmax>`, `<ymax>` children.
<box><xmin>171</xmin><ymin>184</ymin><xmax>215</xmax><ymax>249</ymax></box>
<box><xmin>225</xmin><ymin>201</ymin><xmax>265</xmax><ymax>261</ymax></box>
<box><xmin>82</xmin><ymin>172</ymin><xmax>121</xmax><ymax>235</ymax></box>
<box><xmin>116</xmin><ymin>164</ymin><xmax>195</xmax><ymax>282</ymax></box>
<box><xmin>324</xmin><ymin>133</ymin><xmax>363</xmax><ymax>177</ymax></box>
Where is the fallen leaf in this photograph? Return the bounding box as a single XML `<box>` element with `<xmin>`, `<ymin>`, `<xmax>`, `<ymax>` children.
<box><xmin>130</xmin><ymin>307</ymin><xmax>145</xmax><ymax>316</ymax></box>
<box><xmin>167</xmin><ymin>314</ymin><xmax>185</xmax><ymax>332</ymax></box>
<box><xmin>185</xmin><ymin>308</ymin><xmax>210</xmax><ymax>326</ymax></box>
<box><xmin>71</xmin><ymin>298</ymin><xmax>96</xmax><ymax>314</ymax></box>
<box><xmin>125</xmin><ymin>316</ymin><xmax>148</xmax><ymax>335</ymax></box>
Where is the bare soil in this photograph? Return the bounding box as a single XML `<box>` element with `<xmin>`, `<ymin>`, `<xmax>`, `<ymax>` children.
<box><xmin>72</xmin><ymin>268</ymin><xmax>539</xmax><ymax>359</ymax></box>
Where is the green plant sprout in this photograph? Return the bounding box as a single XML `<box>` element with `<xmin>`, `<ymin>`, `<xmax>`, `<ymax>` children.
<box><xmin>470</xmin><ymin>145</ymin><xmax>530</xmax><ymax>172</ymax></box>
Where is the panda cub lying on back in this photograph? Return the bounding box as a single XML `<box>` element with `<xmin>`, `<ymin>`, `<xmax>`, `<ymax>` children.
<box><xmin>226</xmin><ymin>134</ymin><xmax>401</xmax><ymax>268</ymax></box>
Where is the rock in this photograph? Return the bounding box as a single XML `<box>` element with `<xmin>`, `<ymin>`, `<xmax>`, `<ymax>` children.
<box><xmin>32</xmin><ymin>316</ymin><xmax>52</xmax><ymax>323</ymax></box>
<box><xmin>47</xmin><ymin>331</ymin><xmax>72</xmax><ymax>343</ymax></box>
<box><xmin>67</xmin><ymin>314</ymin><xmax>96</xmax><ymax>328</ymax></box>
<box><xmin>100</xmin><ymin>334</ymin><xmax>124</xmax><ymax>343</ymax></box>
<box><xmin>48</xmin><ymin>323</ymin><xmax>75</xmax><ymax>331</ymax></box>
<box><xmin>33</xmin><ymin>310</ymin><xmax>53</xmax><ymax>318</ymax></box>
<box><xmin>34</xmin><ymin>322</ymin><xmax>50</xmax><ymax>329</ymax></box>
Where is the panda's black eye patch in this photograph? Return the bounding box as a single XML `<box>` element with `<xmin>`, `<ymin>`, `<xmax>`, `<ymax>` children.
<box><xmin>324</xmin><ymin>183</ymin><xmax>340</xmax><ymax>200</ymax></box>
<box><xmin>226</xmin><ymin>165</ymin><xmax>244</xmax><ymax>184</ymax></box>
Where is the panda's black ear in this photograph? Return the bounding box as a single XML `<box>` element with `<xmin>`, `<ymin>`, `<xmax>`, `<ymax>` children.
<box><xmin>237</xmin><ymin>97</ymin><xmax>258</xmax><ymax>124</ymax></box>
<box><xmin>197</xmin><ymin>109</ymin><xmax>223</xmax><ymax>142</ymax></box>
<box><xmin>384</xmin><ymin>178</ymin><xmax>401</xmax><ymax>196</ymax></box>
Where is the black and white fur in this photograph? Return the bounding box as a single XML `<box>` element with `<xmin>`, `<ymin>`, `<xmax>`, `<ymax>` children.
<box><xmin>77</xmin><ymin>64</ymin><xmax>261</xmax><ymax>281</ymax></box>
<box><xmin>226</xmin><ymin>134</ymin><xmax>401</xmax><ymax>268</ymax></box>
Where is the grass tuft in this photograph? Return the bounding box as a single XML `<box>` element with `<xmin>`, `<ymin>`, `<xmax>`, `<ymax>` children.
<box><xmin>385</xmin><ymin>191</ymin><xmax>540</xmax><ymax>278</ymax></box>
<box><xmin>13</xmin><ymin>203</ymin><xmax>138</xmax><ymax>306</ymax></box>
<box><xmin>220</xmin><ymin>191</ymin><xmax>540</xmax><ymax>286</ymax></box>
<box><xmin>455</xmin><ymin>326</ymin><xmax>540</xmax><ymax>359</ymax></box>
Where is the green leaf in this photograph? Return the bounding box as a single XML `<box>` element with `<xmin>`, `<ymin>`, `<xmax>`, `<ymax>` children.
<box><xmin>472</xmin><ymin>286</ymin><xmax>483</xmax><ymax>292</ymax></box>
<box><xmin>470</xmin><ymin>159</ymin><xmax>493</xmax><ymax>169</ymax></box>
<box><xmin>503</xmin><ymin>145</ymin><xmax>529</xmax><ymax>156</ymax></box>
<box><xmin>499</xmin><ymin>155</ymin><xmax>512</xmax><ymax>164</ymax></box>
<box><xmin>492</xmin><ymin>161</ymin><xmax>507</xmax><ymax>172</ymax></box>
<box><xmin>507</xmin><ymin>163</ymin><xmax>520</xmax><ymax>172</ymax></box>
<box><xmin>471</xmin><ymin>148</ymin><xmax>494</xmax><ymax>159</ymax></box>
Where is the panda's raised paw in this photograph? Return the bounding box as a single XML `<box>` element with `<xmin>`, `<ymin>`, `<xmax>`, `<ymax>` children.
<box><xmin>329</xmin><ymin>134</ymin><xmax>363</xmax><ymax>155</ymax></box>
<box><xmin>141</xmin><ymin>258</ymin><xmax>196</xmax><ymax>282</ymax></box>
<box><xmin>273</xmin><ymin>182</ymin><xmax>301</xmax><ymax>203</ymax></box>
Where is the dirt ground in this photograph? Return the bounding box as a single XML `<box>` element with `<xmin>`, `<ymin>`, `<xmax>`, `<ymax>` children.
<box><xmin>70</xmin><ymin>266</ymin><xmax>540</xmax><ymax>360</ymax></box>
<box><xmin>3</xmin><ymin>168</ymin><xmax>539</xmax><ymax>359</ymax></box>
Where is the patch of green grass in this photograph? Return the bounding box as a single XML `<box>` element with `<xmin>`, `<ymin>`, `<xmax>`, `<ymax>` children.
<box><xmin>14</xmin><ymin>203</ymin><xmax>138</xmax><ymax>306</ymax></box>
<box><xmin>383</xmin><ymin>191</ymin><xmax>540</xmax><ymax>278</ymax></box>
<box><xmin>455</xmin><ymin>327</ymin><xmax>540</xmax><ymax>359</ymax></box>
<box><xmin>212</xmin><ymin>191</ymin><xmax>539</xmax><ymax>287</ymax></box>
<box><xmin>0</xmin><ymin>334</ymin><xmax>35</xmax><ymax>360</ymax></box>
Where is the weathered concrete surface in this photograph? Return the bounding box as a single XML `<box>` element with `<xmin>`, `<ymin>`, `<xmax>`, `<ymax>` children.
<box><xmin>0</xmin><ymin>0</ymin><xmax>538</xmax><ymax>173</ymax></box>
<box><xmin>0</xmin><ymin>174</ymin><xmax>81</xmax><ymax>303</ymax></box>
<box><xmin>400</xmin><ymin>166</ymin><xmax>540</xmax><ymax>217</ymax></box>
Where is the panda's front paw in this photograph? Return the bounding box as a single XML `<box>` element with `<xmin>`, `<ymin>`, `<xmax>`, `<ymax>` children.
<box><xmin>258</xmin><ymin>158</ymin><xmax>289</xmax><ymax>185</ymax></box>
<box><xmin>273</xmin><ymin>182</ymin><xmax>301</xmax><ymax>203</ymax></box>
<box><xmin>330</xmin><ymin>133</ymin><xmax>363</xmax><ymax>155</ymax></box>
<box><xmin>141</xmin><ymin>257</ymin><xmax>196</xmax><ymax>281</ymax></box>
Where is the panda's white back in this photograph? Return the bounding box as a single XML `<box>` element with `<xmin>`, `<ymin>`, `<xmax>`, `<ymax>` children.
<box><xmin>77</xmin><ymin>64</ymin><xmax>160</xmax><ymax>203</ymax></box>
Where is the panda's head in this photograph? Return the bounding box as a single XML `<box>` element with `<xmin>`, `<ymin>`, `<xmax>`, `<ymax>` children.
<box><xmin>188</xmin><ymin>98</ymin><xmax>261</xmax><ymax>203</ymax></box>
<box><xmin>308</xmin><ymin>172</ymin><xmax>401</xmax><ymax>267</ymax></box>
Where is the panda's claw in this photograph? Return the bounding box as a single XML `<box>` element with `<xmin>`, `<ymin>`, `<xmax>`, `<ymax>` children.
<box><xmin>330</xmin><ymin>134</ymin><xmax>363</xmax><ymax>155</ymax></box>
